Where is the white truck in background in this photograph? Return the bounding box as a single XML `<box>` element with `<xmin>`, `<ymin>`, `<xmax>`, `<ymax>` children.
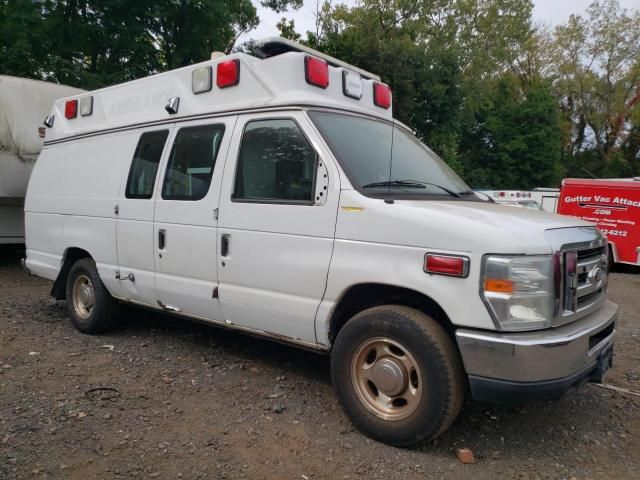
<box><xmin>478</xmin><ymin>188</ymin><xmax>561</xmax><ymax>212</ymax></box>
<box><xmin>0</xmin><ymin>76</ymin><xmax>83</xmax><ymax>244</ymax></box>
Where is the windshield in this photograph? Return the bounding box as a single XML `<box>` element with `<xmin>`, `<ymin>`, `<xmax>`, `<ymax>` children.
<box><xmin>309</xmin><ymin>111</ymin><xmax>472</xmax><ymax>199</ymax></box>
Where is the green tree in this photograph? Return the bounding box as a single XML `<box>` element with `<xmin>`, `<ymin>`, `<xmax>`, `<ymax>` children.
<box><xmin>0</xmin><ymin>0</ymin><xmax>47</xmax><ymax>78</ymax></box>
<box><xmin>38</xmin><ymin>0</ymin><xmax>161</xmax><ymax>88</ymax></box>
<box><xmin>153</xmin><ymin>0</ymin><xmax>258</xmax><ymax>70</ymax></box>
<box><xmin>548</xmin><ymin>0</ymin><xmax>640</xmax><ymax>173</ymax></box>
<box><xmin>0</xmin><ymin>0</ymin><xmax>298</xmax><ymax>88</ymax></box>
<box><xmin>277</xmin><ymin>17</ymin><xmax>301</xmax><ymax>41</ymax></box>
<box><xmin>459</xmin><ymin>75</ymin><xmax>563</xmax><ymax>189</ymax></box>
<box><xmin>260</xmin><ymin>0</ymin><xmax>302</xmax><ymax>13</ymax></box>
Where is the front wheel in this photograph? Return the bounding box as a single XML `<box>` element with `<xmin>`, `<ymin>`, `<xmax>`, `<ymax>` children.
<box><xmin>331</xmin><ymin>305</ymin><xmax>465</xmax><ymax>447</ymax></box>
<box><xmin>65</xmin><ymin>258</ymin><xmax>120</xmax><ymax>334</ymax></box>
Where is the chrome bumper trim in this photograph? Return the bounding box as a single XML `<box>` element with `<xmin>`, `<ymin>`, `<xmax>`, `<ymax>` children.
<box><xmin>456</xmin><ymin>300</ymin><xmax>617</xmax><ymax>383</ymax></box>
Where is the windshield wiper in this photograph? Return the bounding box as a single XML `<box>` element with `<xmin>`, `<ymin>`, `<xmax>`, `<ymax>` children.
<box><xmin>363</xmin><ymin>180</ymin><xmax>462</xmax><ymax>198</ymax></box>
<box><xmin>363</xmin><ymin>180</ymin><xmax>425</xmax><ymax>189</ymax></box>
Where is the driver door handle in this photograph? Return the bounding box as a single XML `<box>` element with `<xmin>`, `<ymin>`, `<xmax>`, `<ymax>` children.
<box><xmin>221</xmin><ymin>234</ymin><xmax>230</xmax><ymax>257</ymax></box>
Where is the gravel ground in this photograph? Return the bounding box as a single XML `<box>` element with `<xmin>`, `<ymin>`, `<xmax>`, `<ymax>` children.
<box><xmin>1</xmin><ymin>246</ymin><xmax>639</xmax><ymax>480</ymax></box>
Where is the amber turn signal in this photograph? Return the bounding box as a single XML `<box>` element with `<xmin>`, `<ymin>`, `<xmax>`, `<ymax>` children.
<box><xmin>484</xmin><ymin>279</ymin><xmax>514</xmax><ymax>294</ymax></box>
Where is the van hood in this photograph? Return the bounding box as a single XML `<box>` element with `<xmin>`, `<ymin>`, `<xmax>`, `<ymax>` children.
<box><xmin>336</xmin><ymin>191</ymin><xmax>594</xmax><ymax>255</ymax></box>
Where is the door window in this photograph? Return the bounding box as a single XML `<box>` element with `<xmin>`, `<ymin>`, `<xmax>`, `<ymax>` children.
<box><xmin>162</xmin><ymin>124</ymin><xmax>225</xmax><ymax>201</ymax></box>
<box><xmin>125</xmin><ymin>130</ymin><xmax>169</xmax><ymax>199</ymax></box>
<box><xmin>233</xmin><ymin>119</ymin><xmax>317</xmax><ymax>203</ymax></box>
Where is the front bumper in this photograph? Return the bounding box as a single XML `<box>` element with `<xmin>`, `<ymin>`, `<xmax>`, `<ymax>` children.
<box><xmin>456</xmin><ymin>300</ymin><xmax>617</xmax><ymax>404</ymax></box>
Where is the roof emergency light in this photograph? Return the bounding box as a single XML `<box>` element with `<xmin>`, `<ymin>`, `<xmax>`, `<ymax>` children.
<box><xmin>80</xmin><ymin>96</ymin><xmax>93</xmax><ymax>116</ymax></box>
<box><xmin>192</xmin><ymin>66</ymin><xmax>212</xmax><ymax>94</ymax></box>
<box><xmin>342</xmin><ymin>70</ymin><xmax>363</xmax><ymax>99</ymax></box>
<box><xmin>373</xmin><ymin>82</ymin><xmax>391</xmax><ymax>109</ymax></box>
<box><xmin>65</xmin><ymin>100</ymin><xmax>78</xmax><ymax>119</ymax></box>
<box><xmin>217</xmin><ymin>59</ymin><xmax>240</xmax><ymax>88</ymax></box>
<box><xmin>305</xmin><ymin>56</ymin><xmax>329</xmax><ymax>89</ymax></box>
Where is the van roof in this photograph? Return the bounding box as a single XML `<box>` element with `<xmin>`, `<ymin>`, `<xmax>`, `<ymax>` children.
<box><xmin>44</xmin><ymin>38</ymin><xmax>393</xmax><ymax>144</ymax></box>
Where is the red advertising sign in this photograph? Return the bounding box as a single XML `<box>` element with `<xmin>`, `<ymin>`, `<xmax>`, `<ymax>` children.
<box><xmin>558</xmin><ymin>178</ymin><xmax>640</xmax><ymax>266</ymax></box>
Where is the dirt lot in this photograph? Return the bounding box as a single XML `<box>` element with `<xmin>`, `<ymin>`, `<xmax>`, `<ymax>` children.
<box><xmin>1</xmin><ymin>247</ymin><xmax>639</xmax><ymax>480</ymax></box>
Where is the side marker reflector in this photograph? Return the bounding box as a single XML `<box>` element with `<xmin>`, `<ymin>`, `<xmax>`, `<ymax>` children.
<box><xmin>425</xmin><ymin>254</ymin><xmax>469</xmax><ymax>277</ymax></box>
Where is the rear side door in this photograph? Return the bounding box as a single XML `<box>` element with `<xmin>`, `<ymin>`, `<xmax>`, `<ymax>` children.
<box><xmin>116</xmin><ymin>127</ymin><xmax>172</xmax><ymax>306</ymax></box>
<box><xmin>153</xmin><ymin>117</ymin><xmax>236</xmax><ymax>320</ymax></box>
<box><xmin>217</xmin><ymin>111</ymin><xmax>339</xmax><ymax>344</ymax></box>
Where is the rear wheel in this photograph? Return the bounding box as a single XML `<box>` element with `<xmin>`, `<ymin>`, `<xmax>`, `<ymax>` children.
<box><xmin>331</xmin><ymin>305</ymin><xmax>464</xmax><ymax>447</ymax></box>
<box><xmin>65</xmin><ymin>258</ymin><xmax>120</xmax><ymax>333</ymax></box>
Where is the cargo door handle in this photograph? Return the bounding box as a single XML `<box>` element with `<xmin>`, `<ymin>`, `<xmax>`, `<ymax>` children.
<box><xmin>158</xmin><ymin>229</ymin><xmax>166</xmax><ymax>250</ymax></box>
<box><xmin>221</xmin><ymin>234</ymin><xmax>230</xmax><ymax>257</ymax></box>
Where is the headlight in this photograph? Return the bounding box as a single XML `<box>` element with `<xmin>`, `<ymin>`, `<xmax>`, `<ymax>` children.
<box><xmin>481</xmin><ymin>255</ymin><xmax>554</xmax><ymax>331</ymax></box>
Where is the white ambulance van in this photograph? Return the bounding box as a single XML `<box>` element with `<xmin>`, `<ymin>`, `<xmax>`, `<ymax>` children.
<box><xmin>25</xmin><ymin>38</ymin><xmax>618</xmax><ymax>446</ymax></box>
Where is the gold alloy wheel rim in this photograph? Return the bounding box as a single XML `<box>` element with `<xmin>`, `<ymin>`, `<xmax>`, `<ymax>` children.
<box><xmin>72</xmin><ymin>274</ymin><xmax>94</xmax><ymax>320</ymax></box>
<box><xmin>351</xmin><ymin>337</ymin><xmax>422</xmax><ymax>421</ymax></box>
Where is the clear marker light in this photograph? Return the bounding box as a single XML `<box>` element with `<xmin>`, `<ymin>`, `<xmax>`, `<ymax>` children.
<box><xmin>192</xmin><ymin>66</ymin><xmax>212</xmax><ymax>94</ymax></box>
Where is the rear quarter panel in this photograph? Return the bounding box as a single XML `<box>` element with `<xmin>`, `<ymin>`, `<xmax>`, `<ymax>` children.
<box><xmin>25</xmin><ymin>131</ymin><xmax>139</xmax><ymax>293</ymax></box>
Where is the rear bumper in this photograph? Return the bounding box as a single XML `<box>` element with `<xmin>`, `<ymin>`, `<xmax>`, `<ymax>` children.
<box><xmin>456</xmin><ymin>300</ymin><xmax>617</xmax><ymax>404</ymax></box>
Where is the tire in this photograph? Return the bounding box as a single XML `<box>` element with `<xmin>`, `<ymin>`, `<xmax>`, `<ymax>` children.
<box><xmin>65</xmin><ymin>258</ymin><xmax>120</xmax><ymax>334</ymax></box>
<box><xmin>331</xmin><ymin>305</ymin><xmax>465</xmax><ymax>447</ymax></box>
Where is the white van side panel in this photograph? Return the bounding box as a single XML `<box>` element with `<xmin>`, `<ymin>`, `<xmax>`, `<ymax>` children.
<box><xmin>25</xmin><ymin>131</ymin><xmax>139</xmax><ymax>295</ymax></box>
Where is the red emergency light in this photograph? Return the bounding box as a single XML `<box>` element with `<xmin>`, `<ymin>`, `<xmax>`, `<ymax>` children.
<box><xmin>65</xmin><ymin>99</ymin><xmax>78</xmax><ymax>119</ymax></box>
<box><xmin>373</xmin><ymin>82</ymin><xmax>391</xmax><ymax>109</ymax></box>
<box><xmin>305</xmin><ymin>56</ymin><xmax>329</xmax><ymax>89</ymax></box>
<box><xmin>217</xmin><ymin>59</ymin><xmax>240</xmax><ymax>88</ymax></box>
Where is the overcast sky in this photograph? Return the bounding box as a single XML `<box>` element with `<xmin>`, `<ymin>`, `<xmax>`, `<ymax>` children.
<box><xmin>242</xmin><ymin>0</ymin><xmax>639</xmax><ymax>42</ymax></box>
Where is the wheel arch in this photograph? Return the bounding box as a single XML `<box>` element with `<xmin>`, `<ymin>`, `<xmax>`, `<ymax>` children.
<box><xmin>327</xmin><ymin>283</ymin><xmax>456</xmax><ymax>346</ymax></box>
<box><xmin>50</xmin><ymin>247</ymin><xmax>93</xmax><ymax>300</ymax></box>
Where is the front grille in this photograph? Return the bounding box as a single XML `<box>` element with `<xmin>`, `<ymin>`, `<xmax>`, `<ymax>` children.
<box><xmin>556</xmin><ymin>243</ymin><xmax>608</xmax><ymax>326</ymax></box>
<box><xmin>577</xmin><ymin>288</ymin><xmax>603</xmax><ymax>308</ymax></box>
<box><xmin>578</xmin><ymin>246</ymin><xmax>603</xmax><ymax>259</ymax></box>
